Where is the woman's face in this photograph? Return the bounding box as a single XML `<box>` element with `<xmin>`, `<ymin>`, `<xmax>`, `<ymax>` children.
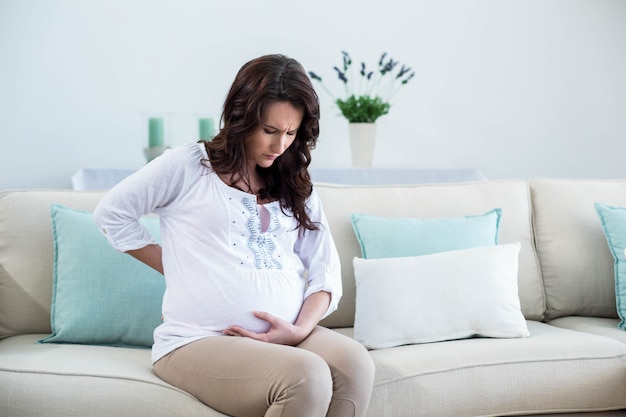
<box><xmin>245</xmin><ymin>101</ymin><xmax>304</xmax><ymax>170</ymax></box>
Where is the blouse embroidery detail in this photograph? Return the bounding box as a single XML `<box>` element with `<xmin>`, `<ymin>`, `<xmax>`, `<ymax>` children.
<box><xmin>241</xmin><ymin>197</ymin><xmax>282</xmax><ymax>270</ymax></box>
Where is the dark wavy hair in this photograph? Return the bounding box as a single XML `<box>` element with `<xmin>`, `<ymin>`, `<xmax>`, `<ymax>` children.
<box><xmin>203</xmin><ymin>54</ymin><xmax>321</xmax><ymax>230</ymax></box>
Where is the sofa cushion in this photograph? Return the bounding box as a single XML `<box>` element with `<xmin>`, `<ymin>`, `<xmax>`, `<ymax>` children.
<box><xmin>39</xmin><ymin>205</ymin><xmax>164</xmax><ymax>347</ymax></box>
<box><xmin>595</xmin><ymin>203</ymin><xmax>626</xmax><ymax>330</ymax></box>
<box><xmin>530</xmin><ymin>179</ymin><xmax>626</xmax><ymax>320</ymax></box>
<box><xmin>0</xmin><ymin>334</ymin><xmax>224</xmax><ymax>417</ymax></box>
<box><xmin>548</xmin><ymin>316</ymin><xmax>626</xmax><ymax>344</ymax></box>
<box><xmin>0</xmin><ymin>190</ymin><xmax>106</xmax><ymax>339</ymax></box>
<box><xmin>315</xmin><ymin>180</ymin><xmax>545</xmax><ymax>328</ymax></box>
<box><xmin>350</xmin><ymin>208</ymin><xmax>501</xmax><ymax>259</ymax></box>
<box><xmin>335</xmin><ymin>321</ymin><xmax>626</xmax><ymax>417</ymax></box>
<box><xmin>353</xmin><ymin>243</ymin><xmax>529</xmax><ymax>349</ymax></box>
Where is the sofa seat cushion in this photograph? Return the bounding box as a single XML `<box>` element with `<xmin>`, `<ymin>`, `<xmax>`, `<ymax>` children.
<box><xmin>0</xmin><ymin>334</ymin><xmax>225</xmax><ymax>417</ymax></box>
<box><xmin>335</xmin><ymin>320</ymin><xmax>626</xmax><ymax>417</ymax></box>
<box><xmin>548</xmin><ymin>316</ymin><xmax>626</xmax><ymax>344</ymax></box>
<box><xmin>522</xmin><ymin>410</ymin><xmax>626</xmax><ymax>417</ymax></box>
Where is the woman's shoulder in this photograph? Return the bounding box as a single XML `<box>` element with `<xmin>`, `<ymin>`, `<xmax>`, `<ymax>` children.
<box><xmin>172</xmin><ymin>141</ymin><xmax>208</xmax><ymax>160</ymax></box>
<box><xmin>164</xmin><ymin>142</ymin><xmax>212</xmax><ymax>170</ymax></box>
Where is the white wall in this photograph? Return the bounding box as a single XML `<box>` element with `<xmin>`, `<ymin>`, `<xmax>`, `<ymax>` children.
<box><xmin>1</xmin><ymin>0</ymin><xmax>625</xmax><ymax>189</ymax></box>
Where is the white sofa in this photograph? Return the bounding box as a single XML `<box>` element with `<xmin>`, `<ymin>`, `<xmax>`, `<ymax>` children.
<box><xmin>1</xmin><ymin>178</ymin><xmax>625</xmax><ymax>417</ymax></box>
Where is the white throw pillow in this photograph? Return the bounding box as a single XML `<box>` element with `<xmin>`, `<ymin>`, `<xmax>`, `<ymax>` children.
<box><xmin>353</xmin><ymin>243</ymin><xmax>529</xmax><ymax>349</ymax></box>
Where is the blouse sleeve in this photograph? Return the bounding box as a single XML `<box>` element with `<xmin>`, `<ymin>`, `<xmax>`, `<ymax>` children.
<box><xmin>295</xmin><ymin>188</ymin><xmax>343</xmax><ymax>320</ymax></box>
<box><xmin>93</xmin><ymin>143</ymin><xmax>197</xmax><ymax>252</ymax></box>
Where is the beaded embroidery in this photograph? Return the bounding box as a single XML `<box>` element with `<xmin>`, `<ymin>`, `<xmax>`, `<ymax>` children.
<box><xmin>241</xmin><ymin>197</ymin><xmax>282</xmax><ymax>270</ymax></box>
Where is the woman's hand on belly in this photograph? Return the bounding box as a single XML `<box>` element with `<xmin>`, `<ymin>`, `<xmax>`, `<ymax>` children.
<box><xmin>223</xmin><ymin>310</ymin><xmax>307</xmax><ymax>346</ymax></box>
<box><xmin>223</xmin><ymin>291</ymin><xmax>331</xmax><ymax>346</ymax></box>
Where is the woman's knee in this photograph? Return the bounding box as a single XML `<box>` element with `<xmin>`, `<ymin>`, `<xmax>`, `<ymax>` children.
<box><xmin>339</xmin><ymin>341</ymin><xmax>375</xmax><ymax>383</ymax></box>
<box><xmin>273</xmin><ymin>350</ymin><xmax>333</xmax><ymax>405</ymax></box>
<box><xmin>308</xmin><ymin>329</ymin><xmax>375</xmax><ymax>385</ymax></box>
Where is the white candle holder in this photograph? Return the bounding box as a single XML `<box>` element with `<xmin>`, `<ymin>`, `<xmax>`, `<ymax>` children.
<box><xmin>141</xmin><ymin>112</ymin><xmax>172</xmax><ymax>162</ymax></box>
<box><xmin>143</xmin><ymin>146</ymin><xmax>169</xmax><ymax>163</ymax></box>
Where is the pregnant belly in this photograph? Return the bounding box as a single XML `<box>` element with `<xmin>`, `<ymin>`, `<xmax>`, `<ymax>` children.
<box><xmin>165</xmin><ymin>270</ymin><xmax>306</xmax><ymax>334</ymax></box>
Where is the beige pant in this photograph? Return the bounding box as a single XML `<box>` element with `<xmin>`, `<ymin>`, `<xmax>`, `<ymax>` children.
<box><xmin>154</xmin><ymin>326</ymin><xmax>375</xmax><ymax>417</ymax></box>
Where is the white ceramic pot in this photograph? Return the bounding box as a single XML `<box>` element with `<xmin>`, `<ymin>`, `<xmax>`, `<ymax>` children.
<box><xmin>348</xmin><ymin>123</ymin><xmax>377</xmax><ymax>167</ymax></box>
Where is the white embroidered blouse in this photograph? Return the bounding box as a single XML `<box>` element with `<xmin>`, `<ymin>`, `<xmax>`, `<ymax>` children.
<box><xmin>94</xmin><ymin>142</ymin><xmax>342</xmax><ymax>363</ymax></box>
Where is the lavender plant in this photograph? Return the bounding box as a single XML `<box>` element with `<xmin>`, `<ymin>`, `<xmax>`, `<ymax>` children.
<box><xmin>309</xmin><ymin>51</ymin><xmax>415</xmax><ymax>123</ymax></box>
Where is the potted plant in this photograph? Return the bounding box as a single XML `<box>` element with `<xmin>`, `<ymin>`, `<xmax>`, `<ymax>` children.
<box><xmin>309</xmin><ymin>51</ymin><xmax>414</xmax><ymax>166</ymax></box>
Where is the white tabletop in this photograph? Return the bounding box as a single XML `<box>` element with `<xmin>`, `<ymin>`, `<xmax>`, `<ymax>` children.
<box><xmin>309</xmin><ymin>168</ymin><xmax>486</xmax><ymax>185</ymax></box>
<box><xmin>71</xmin><ymin>168</ymin><xmax>138</xmax><ymax>191</ymax></box>
<box><xmin>71</xmin><ymin>167</ymin><xmax>486</xmax><ymax>191</ymax></box>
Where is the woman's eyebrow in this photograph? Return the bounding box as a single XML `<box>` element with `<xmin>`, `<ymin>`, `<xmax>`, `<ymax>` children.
<box><xmin>263</xmin><ymin>124</ymin><xmax>299</xmax><ymax>133</ymax></box>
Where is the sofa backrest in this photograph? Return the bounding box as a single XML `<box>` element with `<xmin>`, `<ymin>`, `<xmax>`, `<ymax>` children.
<box><xmin>530</xmin><ymin>178</ymin><xmax>626</xmax><ymax>320</ymax></box>
<box><xmin>315</xmin><ymin>179</ymin><xmax>545</xmax><ymax>328</ymax></box>
<box><xmin>0</xmin><ymin>182</ymin><xmax>546</xmax><ymax>338</ymax></box>
<box><xmin>0</xmin><ymin>190</ymin><xmax>105</xmax><ymax>339</ymax></box>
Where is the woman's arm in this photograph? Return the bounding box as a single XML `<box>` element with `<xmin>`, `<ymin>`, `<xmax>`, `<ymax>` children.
<box><xmin>94</xmin><ymin>144</ymin><xmax>196</xmax><ymax>255</ymax></box>
<box><xmin>291</xmin><ymin>290</ymin><xmax>331</xmax><ymax>339</ymax></box>
<box><xmin>295</xmin><ymin>190</ymin><xmax>343</xmax><ymax>319</ymax></box>
<box><xmin>127</xmin><ymin>244</ymin><xmax>164</xmax><ymax>275</ymax></box>
<box><xmin>223</xmin><ymin>290</ymin><xmax>331</xmax><ymax>345</ymax></box>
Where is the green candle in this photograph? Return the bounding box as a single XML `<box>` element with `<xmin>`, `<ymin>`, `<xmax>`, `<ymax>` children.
<box><xmin>198</xmin><ymin>117</ymin><xmax>215</xmax><ymax>140</ymax></box>
<box><xmin>148</xmin><ymin>117</ymin><xmax>164</xmax><ymax>147</ymax></box>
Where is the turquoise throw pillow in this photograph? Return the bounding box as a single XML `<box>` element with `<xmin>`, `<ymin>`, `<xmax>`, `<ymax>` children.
<box><xmin>40</xmin><ymin>205</ymin><xmax>165</xmax><ymax>348</ymax></box>
<box><xmin>351</xmin><ymin>208</ymin><xmax>502</xmax><ymax>259</ymax></box>
<box><xmin>594</xmin><ymin>202</ymin><xmax>626</xmax><ymax>330</ymax></box>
